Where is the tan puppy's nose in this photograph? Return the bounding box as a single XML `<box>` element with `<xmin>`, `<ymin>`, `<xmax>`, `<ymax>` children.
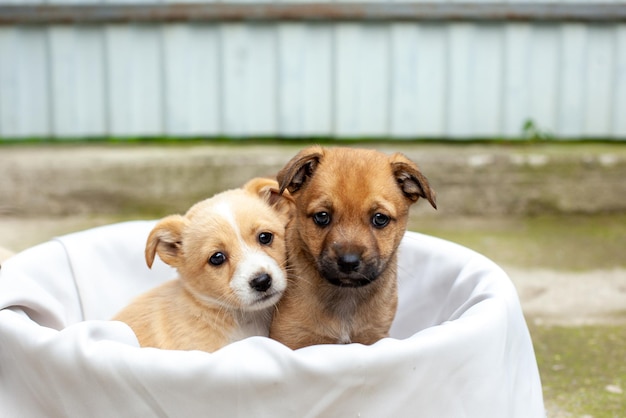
<box><xmin>250</xmin><ymin>273</ymin><xmax>273</xmax><ymax>292</ymax></box>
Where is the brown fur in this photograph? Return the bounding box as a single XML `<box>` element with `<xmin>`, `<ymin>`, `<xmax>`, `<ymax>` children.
<box><xmin>113</xmin><ymin>178</ymin><xmax>293</xmax><ymax>352</ymax></box>
<box><xmin>269</xmin><ymin>146</ymin><xmax>436</xmax><ymax>350</ymax></box>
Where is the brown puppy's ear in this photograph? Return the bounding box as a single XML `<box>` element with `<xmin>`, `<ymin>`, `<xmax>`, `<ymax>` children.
<box><xmin>145</xmin><ymin>215</ymin><xmax>186</xmax><ymax>268</ymax></box>
<box><xmin>390</xmin><ymin>153</ymin><xmax>437</xmax><ymax>209</ymax></box>
<box><xmin>277</xmin><ymin>146</ymin><xmax>324</xmax><ymax>194</ymax></box>
<box><xmin>243</xmin><ymin>177</ymin><xmax>295</xmax><ymax>219</ymax></box>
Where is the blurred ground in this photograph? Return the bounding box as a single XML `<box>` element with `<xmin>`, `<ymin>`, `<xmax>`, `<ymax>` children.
<box><xmin>1</xmin><ymin>142</ymin><xmax>625</xmax><ymax>416</ymax></box>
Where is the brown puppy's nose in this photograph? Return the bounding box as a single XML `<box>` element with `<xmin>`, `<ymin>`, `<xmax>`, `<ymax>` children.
<box><xmin>337</xmin><ymin>253</ymin><xmax>361</xmax><ymax>273</ymax></box>
<box><xmin>250</xmin><ymin>273</ymin><xmax>272</xmax><ymax>292</ymax></box>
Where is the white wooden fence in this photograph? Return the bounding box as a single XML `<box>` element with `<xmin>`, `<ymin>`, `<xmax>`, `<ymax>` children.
<box><xmin>0</xmin><ymin>1</ymin><xmax>625</xmax><ymax>139</ymax></box>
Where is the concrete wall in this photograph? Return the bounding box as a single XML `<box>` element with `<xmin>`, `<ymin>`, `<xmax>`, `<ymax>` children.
<box><xmin>1</xmin><ymin>144</ymin><xmax>625</xmax><ymax>217</ymax></box>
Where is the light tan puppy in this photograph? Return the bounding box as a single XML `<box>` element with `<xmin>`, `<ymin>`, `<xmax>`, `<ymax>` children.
<box><xmin>113</xmin><ymin>178</ymin><xmax>293</xmax><ymax>352</ymax></box>
<box><xmin>269</xmin><ymin>146</ymin><xmax>436</xmax><ymax>350</ymax></box>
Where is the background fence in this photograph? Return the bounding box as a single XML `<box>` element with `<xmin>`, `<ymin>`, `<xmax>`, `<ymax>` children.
<box><xmin>0</xmin><ymin>1</ymin><xmax>625</xmax><ymax>140</ymax></box>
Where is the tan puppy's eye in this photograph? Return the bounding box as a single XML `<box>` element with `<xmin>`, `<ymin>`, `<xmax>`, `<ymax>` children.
<box><xmin>313</xmin><ymin>212</ymin><xmax>331</xmax><ymax>227</ymax></box>
<box><xmin>372</xmin><ymin>213</ymin><xmax>390</xmax><ymax>228</ymax></box>
<box><xmin>258</xmin><ymin>232</ymin><xmax>273</xmax><ymax>245</ymax></box>
<box><xmin>208</xmin><ymin>252</ymin><xmax>227</xmax><ymax>266</ymax></box>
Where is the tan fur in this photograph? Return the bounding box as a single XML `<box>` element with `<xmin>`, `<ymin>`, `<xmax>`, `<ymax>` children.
<box><xmin>269</xmin><ymin>146</ymin><xmax>436</xmax><ymax>350</ymax></box>
<box><xmin>113</xmin><ymin>178</ymin><xmax>293</xmax><ymax>352</ymax></box>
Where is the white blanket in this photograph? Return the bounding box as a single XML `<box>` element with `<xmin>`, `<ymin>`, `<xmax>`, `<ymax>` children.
<box><xmin>0</xmin><ymin>221</ymin><xmax>544</xmax><ymax>417</ymax></box>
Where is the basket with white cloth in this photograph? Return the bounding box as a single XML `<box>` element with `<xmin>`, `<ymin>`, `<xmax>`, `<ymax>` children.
<box><xmin>0</xmin><ymin>221</ymin><xmax>544</xmax><ymax>417</ymax></box>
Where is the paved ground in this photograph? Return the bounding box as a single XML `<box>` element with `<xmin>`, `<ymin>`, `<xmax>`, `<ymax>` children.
<box><xmin>508</xmin><ymin>267</ymin><xmax>626</xmax><ymax>326</ymax></box>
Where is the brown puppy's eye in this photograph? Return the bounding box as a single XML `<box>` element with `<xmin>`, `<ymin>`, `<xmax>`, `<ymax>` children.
<box><xmin>258</xmin><ymin>232</ymin><xmax>273</xmax><ymax>245</ymax></box>
<box><xmin>372</xmin><ymin>213</ymin><xmax>390</xmax><ymax>228</ymax></box>
<box><xmin>209</xmin><ymin>252</ymin><xmax>227</xmax><ymax>266</ymax></box>
<box><xmin>313</xmin><ymin>212</ymin><xmax>331</xmax><ymax>227</ymax></box>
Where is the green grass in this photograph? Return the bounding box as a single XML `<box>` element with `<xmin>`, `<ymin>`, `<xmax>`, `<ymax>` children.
<box><xmin>530</xmin><ymin>325</ymin><xmax>626</xmax><ymax>417</ymax></box>
<box><xmin>1</xmin><ymin>136</ymin><xmax>625</xmax><ymax>146</ymax></box>
<box><xmin>411</xmin><ymin>213</ymin><xmax>626</xmax><ymax>271</ymax></box>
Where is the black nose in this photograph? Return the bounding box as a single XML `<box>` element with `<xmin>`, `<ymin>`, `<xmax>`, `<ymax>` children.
<box><xmin>337</xmin><ymin>253</ymin><xmax>361</xmax><ymax>273</ymax></box>
<box><xmin>250</xmin><ymin>273</ymin><xmax>272</xmax><ymax>292</ymax></box>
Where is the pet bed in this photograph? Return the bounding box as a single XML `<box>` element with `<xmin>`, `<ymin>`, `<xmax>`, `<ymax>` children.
<box><xmin>0</xmin><ymin>221</ymin><xmax>544</xmax><ymax>417</ymax></box>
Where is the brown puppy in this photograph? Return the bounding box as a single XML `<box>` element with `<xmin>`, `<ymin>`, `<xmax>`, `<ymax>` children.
<box><xmin>269</xmin><ymin>146</ymin><xmax>436</xmax><ymax>350</ymax></box>
<box><xmin>113</xmin><ymin>178</ymin><xmax>292</xmax><ymax>352</ymax></box>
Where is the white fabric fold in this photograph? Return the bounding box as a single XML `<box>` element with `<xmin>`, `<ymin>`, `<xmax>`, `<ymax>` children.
<box><xmin>0</xmin><ymin>221</ymin><xmax>544</xmax><ymax>417</ymax></box>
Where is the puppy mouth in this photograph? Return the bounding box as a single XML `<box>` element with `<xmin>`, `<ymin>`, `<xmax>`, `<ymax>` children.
<box><xmin>324</xmin><ymin>275</ymin><xmax>377</xmax><ymax>288</ymax></box>
<box><xmin>253</xmin><ymin>290</ymin><xmax>283</xmax><ymax>306</ymax></box>
<box><xmin>319</xmin><ymin>265</ymin><xmax>381</xmax><ymax>288</ymax></box>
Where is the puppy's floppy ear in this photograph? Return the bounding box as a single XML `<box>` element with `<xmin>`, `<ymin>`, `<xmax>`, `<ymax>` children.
<box><xmin>243</xmin><ymin>177</ymin><xmax>295</xmax><ymax>219</ymax></box>
<box><xmin>277</xmin><ymin>146</ymin><xmax>324</xmax><ymax>194</ymax></box>
<box><xmin>145</xmin><ymin>215</ymin><xmax>187</xmax><ymax>268</ymax></box>
<box><xmin>390</xmin><ymin>153</ymin><xmax>437</xmax><ymax>209</ymax></box>
<box><xmin>242</xmin><ymin>177</ymin><xmax>280</xmax><ymax>196</ymax></box>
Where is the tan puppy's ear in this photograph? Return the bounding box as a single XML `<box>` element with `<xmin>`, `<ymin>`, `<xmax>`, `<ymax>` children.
<box><xmin>145</xmin><ymin>215</ymin><xmax>186</xmax><ymax>268</ymax></box>
<box><xmin>277</xmin><ymin>146</ymin><xmax>324</xmax><ymax>194</ymax></box>
<box><xmin>390</xmin><ymin>153</ymin><xmax>437</xmax><ymax>209</ymax></box>
<box><xmin>267</xmin><ymin>188</ymin><xmax>295</xmax><ymax>219</ymax></box>
<box><xmin>244</xmin><ymin>177</ymin><xmax>295</xmax><ymax>219</ymax></box>
<box><xmin>243</xmin><ymin>177</ymin><xmax>279</xmax><ymax>195</ymax></box>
